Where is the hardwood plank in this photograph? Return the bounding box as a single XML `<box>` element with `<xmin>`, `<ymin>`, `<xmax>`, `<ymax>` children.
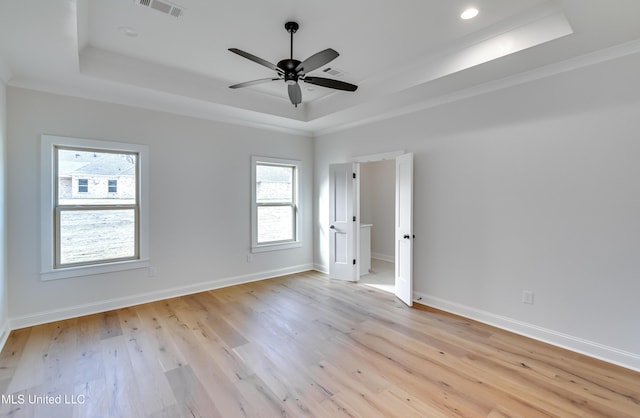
<box><xmin>73</xmin><ymin>379</ymin><xmax>108</xmax><ymax>418</ymax></box>
<box><xmin>146</xmin><ymin>404</ymin><xmax>182</xmax><ymax>418</ymax></box>
<box><xmin>100</xmin><ymin>335</ymin><xmax>145</xmax><ymax>418</ymax></box>
<box><xmin>381</xmin><ymin>385</ymin><xmax>452</xmax><ymax>418</ymax></box>
<box><xmin>189</xmin><ymin>292</ymin><xmax>249</xmax><ymax>349</ymax></box>
<box><xmin>74</xmin><ymin>314</ymin><xmax>106</xmax><ymax>385</ymax></box>
<box><xmin>166</xmin><ymin>365</ymin><xmax>223</xmax><ymax>418</ymax></box>
<box><xmin>234</xmin><ymin>341</ymin><xmax>330</xmax><ymax>414</ymax></box>
<box><xmin>132</xmin><ymin>304</ymin><xmax>188</xmax><ymax>373</ymax></box>
<box><xmin>191</xmin><ymin>319</ymin><xmax>252</xmax><ymax>384</ymax></box>
<box><xmin>117</xmin><ymin>307</ymin><xmax>178</xmax><ymax>416</ymax></box>
<box><xmin>99</xmin><ymin>311</ymin><xmax>123</xmax><ymax>340</ymax></box>
<box><xmin>42</xmin><ymin>319</ymin><xmax>79</xmax><ymax>390</ymax></box>
<box><xmin>0</xmin><ymin>328</ymin><xmax>30</xmax><ymax>393</ymax></box>
<box><xmin>0</xmin><ymin>388</ymin><xmax>33</xmax><ymax>418</ymax></box>
<box><xmin>233</xmin><ymin>374</ymin><xmax>290</xmax><ymax>418</ymax></box>
<box><xmin>5</xmin><ymin>323</ymin><xmax>58</xmax><ymax>394</ymax></box>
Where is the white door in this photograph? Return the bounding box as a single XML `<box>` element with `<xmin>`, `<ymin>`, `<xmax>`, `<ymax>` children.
<box><xmin>329</xmin><ymin>163</ymin><xmax>358</xmax><ymax>281</ymax></box>
<box><xmin>395</xmin><ymin>153</ymin><xmax>414</xmax><ymax>306</ymax></box>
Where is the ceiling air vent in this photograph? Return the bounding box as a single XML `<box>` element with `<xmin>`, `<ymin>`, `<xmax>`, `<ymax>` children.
<box><xmin>322</xmin><ymin>67</ymin><xmax>344</xmax><ymax>77</ymax></box>
<box><xmin>135</xmin><ymin>0</ymin><xmax>184</xmax><ymax>18</ymax></box>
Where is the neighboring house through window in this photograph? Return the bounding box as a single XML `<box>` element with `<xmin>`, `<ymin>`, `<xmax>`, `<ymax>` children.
<box><xmin>251</xmin><ymin>156</ymin><xmax>301</xmax><ymax>252</ymax></box>
<box><xmin>41</xmin><ymin>135</ymin><xmax>149</xmax><ymax>280</ymax></box>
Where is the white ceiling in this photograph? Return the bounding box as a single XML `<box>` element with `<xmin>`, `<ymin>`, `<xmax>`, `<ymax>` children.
<box><xmin>1</xmin><ymin>0</ymin><xmax>640</xmax><ymax>135</ymax></box>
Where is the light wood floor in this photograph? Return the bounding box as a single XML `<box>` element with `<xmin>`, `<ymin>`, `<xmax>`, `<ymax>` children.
<box><xmin>359</xmin><ymin>259</ymin><xmax>395</xmax><ymax>294</ymax></box>
<box><xmin>0</xmin><ymin>271</ymin><xmax>639</xmax><ymax>417</ymax></box>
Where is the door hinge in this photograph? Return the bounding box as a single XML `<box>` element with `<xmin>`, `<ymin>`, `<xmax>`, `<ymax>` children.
<box><xmin>353</xmin><ymin>172</ymin><xmax>356</xmax><ymax>179</ymax></box>
<box><xmin>353</xmin><ymin>259</ymin><xmax>356</xmax><ymax>265</ymax></box>
<box><xmin>353</xmin><ymin>216</ymin><xmax>356</xmax><ymax>222</ymax></box>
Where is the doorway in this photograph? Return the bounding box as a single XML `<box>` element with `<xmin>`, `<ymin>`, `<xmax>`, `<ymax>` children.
<box><xmin>358</xmin><ymin>158</ymin><xmax>396</xmax><ymax>294</ymax></box>
<box><xmin>328</xmin><ymin>151</ymin><xmax>414</xmax><ymax>306</ymax></box>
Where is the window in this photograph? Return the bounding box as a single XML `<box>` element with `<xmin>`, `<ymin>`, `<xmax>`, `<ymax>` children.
<box><xmin>78</xmin><ymin>178</ymin><xmax>88</xmax><ymax>193</ymax></box>
<box><xmin>41</xmin><ymin>135</ymin><xmax>149</xmax><ymax>280</ymax></box>
<box><xmin>251</xmin><ymin>156</ymin><xmax>301</xmax><ymax>252</ymax></box>
<box><xmin>108</xmin><ymin>179</ymin><xmax>118</xmax><ymax>193</ymax></box>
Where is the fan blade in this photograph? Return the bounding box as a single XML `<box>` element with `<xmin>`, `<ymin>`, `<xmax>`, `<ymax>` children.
<box><xmin>228</xmin><ymin>48</ymin><xmax>283</xmax><ymax>73</ymax></box>
<box><xmin>229</xmin><ymin>78</ymin><xmax>280</xmax><ymax>89</ymax></box>
<box><xmin>303</xmin><ymin>76</ymin><xmax>358</xmax><ymax>92</ymax></box>
<box><xmin>295</xmin><ymin>48</ymin><xmax>339</xmax><ymax>74</ymax></box>
<box><xmin>288</xmin><ymin>83</ymin><xmax>302</xmax><ymax>106</ymax></box>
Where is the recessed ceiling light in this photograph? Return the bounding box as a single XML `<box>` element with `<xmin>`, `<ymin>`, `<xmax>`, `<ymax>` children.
<box><xmin>461</xmin><ymin>7</ymin><xmax>479</xmax><ymax>20</ymax></box>
<box><xmin>118</xmin><ymin>26</ymin><xmax>139</xmax><ymax>37</ymax></box>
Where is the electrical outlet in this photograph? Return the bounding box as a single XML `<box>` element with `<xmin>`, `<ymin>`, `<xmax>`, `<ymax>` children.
<box><xmin>522</xmin><ymin>290</ymin><xmax>534</xmax><ymax>305</ymax></box>
<box><xmin>246</xmin><ymin>254</ymin><xmax>253</xmax><ymax>263</ymax></box>
<box><xmin>148</xmin><ymin>267</ymin><xmax>157</xmax><ymax>277</ymax></box>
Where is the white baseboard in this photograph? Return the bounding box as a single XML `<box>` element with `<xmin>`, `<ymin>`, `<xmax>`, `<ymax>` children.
<box><xmin>414</xmin><ymin>292</ymin><xmax>640</xmax><ymax>373</ymax></box>
<box><xmin>10</xmin><ymin>264</ymin><xmax>314</xmax><ymax>330</ymax></box>
<box><xmin>371</xmin><ymin>253</ymin><xmax>394</xmax><ymax>263</ymax></box>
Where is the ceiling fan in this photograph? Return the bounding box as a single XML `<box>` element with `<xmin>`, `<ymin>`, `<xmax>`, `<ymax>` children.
<box><xmin>228</xmin><ymin>21</ymin><xmax>358</xmax><ymax>107</ymax></box>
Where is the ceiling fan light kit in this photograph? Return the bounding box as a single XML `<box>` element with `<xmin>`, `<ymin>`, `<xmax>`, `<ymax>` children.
<box><xmin>229</xmin><ymin>21</ymin><xmax>358</xmax><ymax>107</ymax></box>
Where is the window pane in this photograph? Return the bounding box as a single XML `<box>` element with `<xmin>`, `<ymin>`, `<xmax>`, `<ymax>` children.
<box><xmin>256</xmin><ymin>164</ymin><xmax>293</xmax><ymax>203</ymax></box>
<box><xmin>108</xmin><ymin>179</ymin><xmax>118</xmax><ymax>193</ymax></box>
<box><xmin>78</xmin><ymin>179</ymin><xmax>88</xmax><ymax>193</ymax></box>
<box><xmin>59</xmin><ymin>209</ymin><xmax>136</xmax><ymax>265</ymax></box>
<box><xmin>57</xmin><ymin>149</ymin><xmax>136</xmax><ymax>205</ymax></box>
<box><xmin>257</xmin><ymin>206</ymin><xmax>294</xmax><ymax>243</ymax></box>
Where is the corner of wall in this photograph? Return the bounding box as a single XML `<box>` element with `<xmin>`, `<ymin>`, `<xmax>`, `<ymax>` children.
<box><xmin>0</xmin><ymin>70</ymin><xmax>9</xmax><ymax>352</ymax></box>
<box><xmin>313</xmin><ymin>264</ymin><xmax>329</xmax><ymax>274</ymax></box>
<box><xmin>0</xmin><ymin>55</ymin><xmax>11</xmax><ymax>85</ymax></box>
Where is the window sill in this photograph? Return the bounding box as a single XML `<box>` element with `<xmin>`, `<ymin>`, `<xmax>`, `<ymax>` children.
<box><xmin>41</xmin><ymin>259</ymin><xmax>150</xmax><ymax>281</ymax></box>
<box><xmin>251</xmin><ymin>241</ymin><xmax>302</xmax><ymax>253</ymax></box>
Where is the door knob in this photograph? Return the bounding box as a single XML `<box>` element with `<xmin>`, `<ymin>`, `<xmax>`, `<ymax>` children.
<box><xmin>330</xmin><ymin>225</ymin><xmax>335</xmax><ymax>229</ymax></box>
<box><xmin>403</xmin><ymin>234</ymin><xmax>410</xmax><ymax>239</ymax></box>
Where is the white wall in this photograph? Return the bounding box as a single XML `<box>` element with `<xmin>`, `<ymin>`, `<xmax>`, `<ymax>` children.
<box><xmin>314</xmin><ymin>51</ymin><xmax>640</xmax><ymax>370</ymax></box>
<box><xmin>7</xmin><ymin>87</ymin><xmax>313</xmax><ymax>326</ymax></box>
<box><xmin>0</xmin><ymin>74</ymin><xmax>8</xmax><ymax>343</ymax></box>
<box><xmin>360</xmin><ymin>160</ymin><xmax>395</xmax><ymax>261</ymax></box>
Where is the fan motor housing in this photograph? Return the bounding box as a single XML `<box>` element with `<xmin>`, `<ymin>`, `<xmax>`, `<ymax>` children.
<box><xmin>278</xmin><ymin>59</ymin><xmax>302</xmax><ymax>84</ymax></box>
<box><xmin>277</xmin><ymin>59</ymin><xmax>301</xmax><ymax>72</ymax></box>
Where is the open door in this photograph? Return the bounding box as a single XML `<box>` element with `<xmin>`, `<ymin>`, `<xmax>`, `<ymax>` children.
<box><xmin>395</xmin><ymin>153</ymin><xmax>414</xmax><ymax>306</ymax></box>
<box><xmin>329</xmin><ymin>163</ymin><xmax>358</xmax><ymax>281</ymax></box>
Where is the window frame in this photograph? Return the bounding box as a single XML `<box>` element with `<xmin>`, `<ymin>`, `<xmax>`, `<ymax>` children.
<box><xmin>41</xmin><ymin>135</ymin><xmax>150</xmax><ymax>280</ymax></box>
<box><xmin>251</xmin><ymin>156</ymin><xmax>301</xmax><ymax>253</ymax></box>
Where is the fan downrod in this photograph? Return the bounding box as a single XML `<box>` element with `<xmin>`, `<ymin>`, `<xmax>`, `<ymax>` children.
<box><xmin>280</xmin><ymin>21</ymin><xmax>301</xmax><ymax>84</ymax></box>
